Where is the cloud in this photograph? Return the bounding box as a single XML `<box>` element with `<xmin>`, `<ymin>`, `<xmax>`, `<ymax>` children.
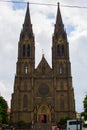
<box><xmin>0</xmin><ymin>2</ymin><xmax>25</xmax><ymax>107</ymax></box>
<box><xmin>69</xmin><ymin>29</ymin><xmax>87</xmax><ymax>112</ymax></box>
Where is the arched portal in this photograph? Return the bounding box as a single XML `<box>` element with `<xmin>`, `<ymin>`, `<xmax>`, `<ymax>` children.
<box><xmin>37</xmin><ymin>104</ymin><xmax>51</xmax><ymax>123</ymax></box>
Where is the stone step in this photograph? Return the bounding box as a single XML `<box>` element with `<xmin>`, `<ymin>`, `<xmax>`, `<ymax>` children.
<box><xmin>33</xmin><ymin>123</ymin><xmax>57</xmax><ymax>130</ymax></box>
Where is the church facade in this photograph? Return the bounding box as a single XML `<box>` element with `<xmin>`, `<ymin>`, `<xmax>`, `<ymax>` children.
<box><xmin>11</xmin><ymin>3</ymin><xmax>76</xmax><ymax>123</ymax></box>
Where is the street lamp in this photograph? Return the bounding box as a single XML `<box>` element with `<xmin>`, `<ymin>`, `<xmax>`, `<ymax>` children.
<box><xmin>76</xmin><ymin>118</ymin><xmax>82</xmax><ymax>130</ymax></box>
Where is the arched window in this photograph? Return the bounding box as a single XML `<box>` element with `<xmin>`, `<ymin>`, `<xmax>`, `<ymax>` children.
<box><xmin>23</xmin><ymin>95</ymin><xmax>28</xmax><ymax>110</ymax></box>
<box><xmin>59</xmin><ymin>64</ymin><xmax>63</xmax><ymax>74</ymax></box>
<box><xmin>57</xmin><ymin>45</ymin><xmax>60</xmax><ymax>56</ymax></box>
<box><xmin>23</xmin><ymin>44</ymin><xmax>26</xmax><ymax>57</ymax></box>
<box><xmin>60</xmin><ymin>95</ymin><xmax>65</xmax><ymax>110</ymax></box>
<box><xmin>25</xmin><ymin>64</ymin><xmax>28</xmax><ymax>74</ymax></box>
<box><xmin>27</xmin><ymin>44</ymin><xmax>30</xmax><ymax>57</ymax></box>
<box><xmin>62</xmin><ymin>45</ymin><xmax>64</xmax><ymax>55</ymax></box>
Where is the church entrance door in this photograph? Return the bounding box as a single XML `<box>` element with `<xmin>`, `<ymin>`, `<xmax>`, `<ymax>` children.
<box><xmin>37</xmin><ymin>104</ymin><xmax>51</xmax><ymax>123</ymax></box>
<box><xmin>41</xmin><ymin>114</ymin><xmax>47</xmax><ymax>123</ymax></box>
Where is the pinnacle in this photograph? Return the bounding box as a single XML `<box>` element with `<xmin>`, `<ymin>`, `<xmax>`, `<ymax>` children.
<box><xmin>54</xmin><ymin>2</ymin><xmax>64</xmax><ymax>35</ymax></box>
<box><xmin>20</xmin><ymin>2</ymin><xmax>33</xmax><ymax>39</ymax></box>
<box><xmin>56</xmin><ymin>2</ymin><xmax>63</xmax><ymax>26</ymax></box>
<box><xmin>24</xmin><ymin>2</ymin><xmax>31</xmax><ymax>27</ymax></box>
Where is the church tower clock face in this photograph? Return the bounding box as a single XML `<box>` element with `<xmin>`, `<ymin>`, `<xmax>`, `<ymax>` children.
<box><xmin>38</xmin><ymin>84</ymin><xmax>49</xmax><ymax>96</ymax></box>
<box><xmin>58</xmin><ymin>36</ymin><xmax>63</xmax><ymax>44</ymax></box>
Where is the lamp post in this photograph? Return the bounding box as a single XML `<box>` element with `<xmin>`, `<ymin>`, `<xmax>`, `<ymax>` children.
<box><xmin>76</xmin><ymin>118</ymin><xmax>78</xmax><ymax>130</ymax></box>
<box><xmin>77</xmin><ymin>118</ymin><xmax>82</xmax><ymax>130</ymax></box>
<box><xmin>82</xmin><ymin>116</ymin><xmax>84</xmax><ymax>129</ymax></box>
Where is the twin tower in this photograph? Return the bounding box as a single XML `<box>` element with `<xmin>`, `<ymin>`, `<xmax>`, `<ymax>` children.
<box><xmin>11</xmin><ymin>3</ymin><xmax>76</xmax><ymax>124</ymax></box>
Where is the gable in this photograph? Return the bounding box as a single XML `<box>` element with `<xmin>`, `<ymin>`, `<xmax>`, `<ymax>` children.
<box><xmin>35</xmin><ymin>55</ymin><xmax>52</xmax><ymax>76</ymax></box>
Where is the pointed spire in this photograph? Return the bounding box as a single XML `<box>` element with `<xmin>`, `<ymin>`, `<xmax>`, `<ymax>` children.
<box><xmin>24</xmin><ymin>2</ymin><xmax>31</xmax><ymax>28</ymax></box>
<box><xmin>56</xmin><ymin>3</ymin><xmax>63</xmax><ymax>26</ymax></box>
<box><xmin>20</xmin><ymin>2</ymin><xmax>33</xmax><ymax>40</ymax></box>
<box><xmin>54</xmin><ymin>3</ymin><xmax>64</xmax><ymax>33</ymax></box>
<box><xmin>42</xmin><ymin>53</ymin><xmax>45</xmax><ymax>58</ymax></box>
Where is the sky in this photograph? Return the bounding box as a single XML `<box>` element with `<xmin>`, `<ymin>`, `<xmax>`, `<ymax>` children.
<box><xmin>0</xmin><ymin>0</ymin><xmax>87</xmax><ymax>113</ymax></box>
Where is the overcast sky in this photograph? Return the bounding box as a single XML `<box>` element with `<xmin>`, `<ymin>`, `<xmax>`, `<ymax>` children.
<box><xmin>0</xmin><ymin>0</ymin><xmax>87</xmax><ymax>113</ymax></box>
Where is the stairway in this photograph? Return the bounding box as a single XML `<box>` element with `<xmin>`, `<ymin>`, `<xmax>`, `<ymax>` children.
<box><xmin>33</xmin><ymin>123</ymin><xmax>56</xmax><ymax>130</ymax></box>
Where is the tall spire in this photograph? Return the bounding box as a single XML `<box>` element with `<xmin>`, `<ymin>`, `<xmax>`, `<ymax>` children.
<box><xmin>23</xmin><ymin>2</ymin><xmax>31</xmax><ymax>28</ymax></box>
<box><xmin>20</xmin><ymin>2</ymin><xmax>33</xmax><ymax>40</ymax></box>
<box><xmin>56</xmin><ymin>3</ymin><xmax>63</xmax><ymax>25</ymax></box>
<box><xmin>54</xmin><ymin>3</ymin><xmax>64</xmax><ymax>34</ymax></box>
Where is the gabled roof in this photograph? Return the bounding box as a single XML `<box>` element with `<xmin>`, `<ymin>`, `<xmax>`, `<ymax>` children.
<box><xmin>35</xmin><ymin>55</ymin><xmax>52</xmax><ymax>75</ymax></box>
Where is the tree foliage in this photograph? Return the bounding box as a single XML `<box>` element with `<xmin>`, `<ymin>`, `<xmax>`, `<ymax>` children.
<box><xmin>57</xmin><ymin>116</ymin><xmax>72</xmax><ymax>129</ymax></box>
<box><xmin>0</xmin><ymin>96</ymin><xmax>8</xmax><ymax>124</ymax></box>
<box><xmin>17</xmin><ymin>120</ymin><xmax>25</xmax><ymax>125</ymax></box>
<box><xmin>83</xmin><ymin>96</ymin><xmax>87</xmax><ymax>112</ymax></box>
<box><xmin>81</xmin><ymin>95</ymin><xmax>87</xmax><ymax>120</ymax></box>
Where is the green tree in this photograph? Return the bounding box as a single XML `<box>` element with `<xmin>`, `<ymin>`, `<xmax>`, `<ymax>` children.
<box><xmin>17</xmin><ymin>120</ymin><xmax>25</xmax><ymax>125</ymax></box>
<box><xmin>57</xmin><ymin>116</ymin><xmax>72</xmax><ymax>129</ymax></box>
<box><xmin>81</xmin><ymin>95</ymin><xmax>87</xmax><ymax>121</ymax></box>
<box><xmin>0</xmin><ymin>96</ymin><xmax>8</xmax><ymax>124</ymax></box>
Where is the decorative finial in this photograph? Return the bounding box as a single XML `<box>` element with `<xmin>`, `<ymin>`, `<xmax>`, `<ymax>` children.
<box><xmin>27</xmin><ymin>2</ymin><xmax>29</xmax><ymax>7</ymax></box>
<box><xmin>57</xmin><ymin>2</ymin><xmax>60</xmax><ymax>6</ymax></box>
<box><xmin>42</xmin><ymin>49</ymin><xmax>44</xmax><ymax>58</ymax></box>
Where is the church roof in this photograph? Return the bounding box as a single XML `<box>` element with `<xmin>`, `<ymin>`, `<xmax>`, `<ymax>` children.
<box><xmin>35</xmin><ymin>54</ymin><xmax>52</xmax><ymax>75</ymax></box>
